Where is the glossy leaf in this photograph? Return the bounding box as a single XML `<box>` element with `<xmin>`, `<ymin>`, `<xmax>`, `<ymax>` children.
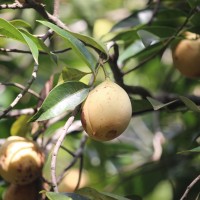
<box><xmin>21</xmin><ymin>32</ymin><xmax>39</xmax><ymax>64</ymax></box>
<box><xmin>19</xmin><ymin>29</ymin><xmax>50</xmax><ymax>53</ymax></box>
<box><xmin>37</xmin><ymin>20</ymin><xmax>97</xmax><ymax>73</ymax></box>
<box><xmin>58</xmin><ymin>67</ymin><xmax>90</xmax><ymax>84</ymax></box>
<box><xmin>0</xmin><ymin>18</ymin><xmax>39</xmax><ymax>64</ymax></box>
<box><xmin>30</xmin><ymin>81</ymin><xmax>89</xmax><ymax>121</ymax></box>
<box><xmin>72</xmin><ymin>32</ymin><xmax>107</xmax><ymax>55</ymax></box>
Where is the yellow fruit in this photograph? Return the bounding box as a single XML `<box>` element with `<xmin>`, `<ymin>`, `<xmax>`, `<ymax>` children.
<box><xmin>3</xmin><ymin>180</ymin><xmax>41</xmax><ymax>200</ymax></box>
<box><xmin>58</xmin><ymin>169</ymin><xmax>88</xmax><ymax>192</ymax></box>
<box><xmin>172</xmin><ymin>35</ymin><xmax>200</xmax><ymax>78</ymax></box>
<box><xmin>0</xmin><ymin>136</ymin><xmax>44</xmax><ymax>185</ymax></box>
<box><xmin>81</xmin><ymin>79</ymin><xmax>132</xmax><ymax>141</ymax></box>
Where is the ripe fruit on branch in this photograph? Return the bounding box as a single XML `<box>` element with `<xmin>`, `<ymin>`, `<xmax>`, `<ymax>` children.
<box><xmin>81</xmin><ymin>79</ymin><xmax>132</xmax><ymax>141</ymax></box>
<box><xmin>0</xmin><ymin>136</ymin><xmax>44</xmax><ymax>185</ymax></box>
<box><xmin>172</xmin><ymin>32</ymin><xmax>200</xmax><ymax>78</ymax></box>
<box><xmin>3</xmin><ymin>180</ymin><xmax>41</xmax><ymax>200</ymax></box>
<box><xmin>58</xmin><ymin>169</ymin><xmax>89</xmax><ymax>192</ymax></box>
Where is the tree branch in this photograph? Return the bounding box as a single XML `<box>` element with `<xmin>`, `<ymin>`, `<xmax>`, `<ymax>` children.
<box><xmin>0</xmin><ymin>63</ymin><xmax>38</xmax><ymax>119</ymax></box>
<box><xmin>51</xmin><ymin>108</ymin><xmax>79</xmax><ymax>192</ymax></box>
<box><xmin>0</xmin><ymin>82</ymin><xmax>41</xmax><ymax>99</ymax></box>
<box><xmin>180</xmin><ymin>174</ymin><xmax>200</xmax><ymax>200</ymax></box>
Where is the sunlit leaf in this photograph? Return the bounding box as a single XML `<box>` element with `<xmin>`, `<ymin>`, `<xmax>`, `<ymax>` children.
<box><xmin>20</xmin><ymin>32</ymin><xmax>39</xmax><ymax>64</ymax></box>
<box><xmin>37</xmin><ymin>20</ymin><xmax>97</xmax><ymax>74</ymax></box>
<box><xmin>19</xmin><ymin>29</ymin><xmax>50</xmax><ymax>53</ymax></box>
<box><xmin>30</xmin><ymin>81</ymin><xmax>89</xmax><ymax>121</ymax></box>
<box><xmin>0</xmin><ymin>18</ymin><xmax>39</xmax><ymax>64</ymax></box>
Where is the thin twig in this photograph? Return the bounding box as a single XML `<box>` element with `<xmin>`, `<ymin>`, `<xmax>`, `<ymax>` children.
<box><xmin>57</xmin><ymin>134</ymin><xmax>87</xmax><ymax>184</ymax></box>
<box><xmin>51</xmin><ymin>108</ymin><xmax>79</xmax><ymax>192</ymax></box>
<box><xmin>75</xmin><ymin>154</ymin><xmax>84</xmax><ymax>191</ymax></box>
<box><xmin>2</xmin><ymin>108</ymin><xmax>36</xmax><ymax>117</ymax></box>
<box><xmin>0</xmin><ymin>47</ymin><xmax>71</xmax><ymax>55</ymax></box>
<box><xmin>180</xmin><ymin>174</ymin><xmax>200</xmax><ymax>200</ymax></box>
<box><xmin>0</xmin><ymin>82</ymin><xmax>41</xmax><ymax>99</ymax></box>
<box><xmin>0</xmin><ymin>2</ymin><xmax>31</xmax><ymax>9</ymax></box>
<box><xmin>0</xmin><ymin>63</ymin><xmax>38</xmax><ymax>119</ymax></box>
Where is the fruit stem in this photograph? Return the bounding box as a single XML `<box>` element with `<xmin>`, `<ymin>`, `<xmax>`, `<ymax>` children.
<box><xmin>101</xmin><ymin>65</ymin><xmax>110</xmax><ymax>79</ymax></box>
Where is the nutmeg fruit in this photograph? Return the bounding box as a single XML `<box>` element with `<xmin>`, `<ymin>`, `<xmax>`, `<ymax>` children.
<box><xmin>58</xmin><ymin>169</ymin><xmax>89</xmax><ymax>192</ymax></box>
<box><xmin>3</xmin><ymin>180</ymin><xmax>41</xmax><ymax>200</ymax></box>
<box><xmin>0</xmin><ymin>136</ymin><xmax>44</xmax><ymax>185</ymax></box>
<box><xmin>172</xmin><ymin>32</ymin><xmax>200</xmax><ymax>78</ymax></box>
<box><xmin>81</xmin><ymin>79</ymin><xmax>132</xmax><ymax>141</ymax></box>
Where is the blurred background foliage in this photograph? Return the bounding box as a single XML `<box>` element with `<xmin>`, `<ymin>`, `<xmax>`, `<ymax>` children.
<box><xmin>1</xmin><ymin>0</ymin><xmax>200</xmax><ymax>200</ymax></box>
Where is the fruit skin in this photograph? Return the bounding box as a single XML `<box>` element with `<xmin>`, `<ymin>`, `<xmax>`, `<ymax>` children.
<box><xmin>0</xmin><ymin>136</ymin><xmax>44</xmax><ymax>185</ymax></box>
<box><xmin>81</xmin><ymin>79</ymin><xmax>132</xmax><ymax>141</ymax></box>
<box><xmin>58</xmin><ymin>169</ymin><xmax>88</xmax><ymax>192</ymax></box>
<box><xmin>3</xmin><ymin>180</ymin><xmax>41</xmax><ymax>200</ymax></box>
<box><xmin>172</xmin><ymin>36</ymin><xmax>200</xmax><ymax>78</ymax></box>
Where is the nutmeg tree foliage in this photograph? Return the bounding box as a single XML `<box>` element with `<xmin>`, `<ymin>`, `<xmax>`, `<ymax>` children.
<box><xmin>1</xmin><ymin>0</ymin><xmax>200</xmax><ymax>199</ymax></box>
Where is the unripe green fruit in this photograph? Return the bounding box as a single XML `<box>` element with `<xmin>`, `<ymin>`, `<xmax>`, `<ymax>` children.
<box><xmin>81</xmin><ymin>79</ymin><xmax>132</xmax><ymax>141</ymax></box>
<box><xmin>172</xmin><ymin>37</ymin><xmax>200</xmax><ymax>78</ymax></box>
<box><xmin>0</xmin><ymin>136</ymin><xmax>44</xmax><ymax>185</ymax></box>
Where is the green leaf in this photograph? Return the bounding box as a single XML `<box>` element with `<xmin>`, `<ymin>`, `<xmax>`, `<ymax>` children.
<box><xmin>101</xmin><ymin>192</ymin><xmax>131</xmax><ymax>200</ymax></box>
<box><xmin>19</xmin><ymin>29</ymin><xmax>50</xmax><ymax>53</ymax></box>
<box><xmin>0</xmin><ymin>18</ymin><xmax>24</xmax><ymax>41</ymax></box>
<box><xmin>71</xmin><ymin>32</ymin><xmax>107</xmax><ymax>55</ymax></box>
<box><xmin>21</xmin><ymin>32</ymin><xmax>39</xmax><ymax>64</ymax></box>
<box><xmin>76</xmin><ymin>187</ymin><xmax>116</xmax><ymax>200</ymax></box>
<box><xmin>63</xmin><ymin>193</ymin><xmax>90</xmax><ymax>200</ymax></box>
<box><xmin>10</xmin><ymin>115</ymin><xmax>31</xmax><ymax>137</ymax></box>
<box><xmin>188</xmin><ymin>146</ymin><xmax>200</xmax><ymax>152</ymax></box>
<box><xmin>147</xmin><ymin>97</ymin><xmax>177</xmax><ymax>110</ymax></box>
<box><xmin>30</xmin><ymin>81</ymin><xmax>89</xmax><ymax>121</ymax></box>
<box><xmin>179</xmin><ymin>96</ymin><xmax>200</xmax><ymax>112</ymax></box>
<box><xmin>46</xmin><ymin>192</ymin><xmax>72</xmax><ymax>200</ymax></box>
<box><xmin>131</xmin><ymin>99</ymin><xmax>153</xmax><ymax>114</ymax></box>
<box><xmin>0</xmin><ymin>18</ymin><xmax>39</xmax><ymax>64</ymax></box>
<box><xmin>137</xmin><ymin>30</ymin><xmax>160</xmax><ymax>47</ymax></box>
<box><xmin>37</xmin><ymin>20</ymin><xmax>97</xmax><ymax>74</ymax></box>
<box><xmin>139</xmin><ymin>26</ymin><xmax>177</xmax><ymax>39</ymax></box>
<box><xmin>10</xmin><ymin>19</ymin><xmax>32</xmax><ymax>29</ymax></box>
<box><xmin>58</xmin><ymin>67</ymin><xmax>90</xmax><ymax>84</ymax></box>
<box><xmin>178</xmin><ymin>146</ymin><xmax>200</xmax><ymax>154</ymax></box>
